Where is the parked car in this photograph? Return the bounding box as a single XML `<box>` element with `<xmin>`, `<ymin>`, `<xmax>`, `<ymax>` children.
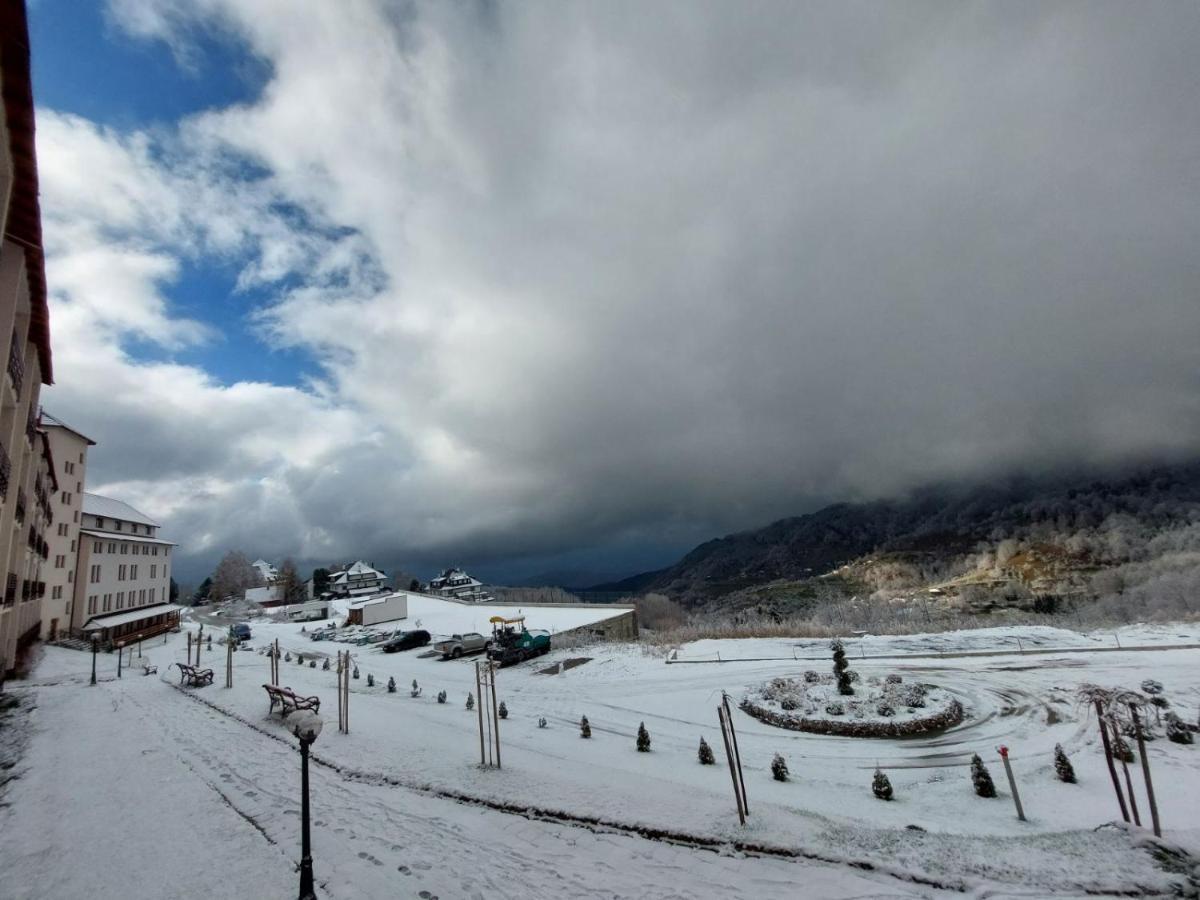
<box><xmin>380</xmin><ymin>630</ymin><xmax>431</xmax><ymax>653</ymax></box>
<box><xmin>230</xmin><ymin>623</ymin><xmax>252</xmax><ymax>643</ymax></box>
<box><xmin>433</xmin><ymin>632</ymin><xmax>490</xmax><ymax>659</ymax></box>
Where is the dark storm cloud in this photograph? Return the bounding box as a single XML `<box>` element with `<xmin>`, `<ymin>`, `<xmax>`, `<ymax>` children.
<box><xmin>52</xmin><ymin>1</ymin><xmax>1200</xmax><ymax>580</ymax></box>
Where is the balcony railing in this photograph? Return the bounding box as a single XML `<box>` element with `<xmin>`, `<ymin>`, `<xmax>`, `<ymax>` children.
<box><xmin>3</xmin><ymin>573</ymin><xmax>15</xmax><ymax>606</ymax></box>
<box><xmin>0</xmin><ymin>441</ymin><xmax>9</xmax><ymax>500</ymax></box>
<box><xmin>7</xmin><ymin>330</ymin><xmax>24</xmax><ymax>397</ymax></box>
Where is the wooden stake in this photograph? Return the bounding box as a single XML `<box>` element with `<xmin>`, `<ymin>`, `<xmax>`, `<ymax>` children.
<box><xmin>489</xmin><ymin>660</ymin><xmax>502</xmax><ymax>769</ymax></box>
<box><xmin>723</xmin><ymin>693</ymin><xmax>748</xmax><ymax>815</ymax></box>
<box><xmin>1094</xmin><ymin>700</ymin><xmax>1130</xmax><ymax>822</ymax></box>
<box><xmin>1130</xmin><ymin>707</ymin><xmax>1161</xmax><ymax>837</ymax></box>
<box><xmin>226</xmin><ymin>634</ymin><xmax>233</xmax><ymax>688</ymax></box>
<box><xmin>475</xmin><ymin>660</ymin><xmax>487</xmax><ymax>766</ymax></box>
<box><xmin>1121</xmin><ymin>756</ymin><xmax>1142</xmax><ymax>827</ymax></box>
<box><xmin>718</xmin><ymin>705</ymin><xmax>745</xmax><ymax>825</ymax></box>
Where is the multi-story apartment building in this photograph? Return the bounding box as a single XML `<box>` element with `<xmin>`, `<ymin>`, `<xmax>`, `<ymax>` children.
<box><xmin>70</xmin><ymin>493</ymin><xmax>178</xmax><ymax>646</ymax></box>
<box><xmin>39</xmin><ymin>412</ymin><xmax>93</xmax><ymax>640</ymax></box>
<box><xmin>0</xmin><ymin>2</ymin><xmax>58</xmax><ymax>677</ymax></box>
<box><xmin>327</xmin><ymin>560</ymin><xmax>388</xmax><ymax>599</ymax></box>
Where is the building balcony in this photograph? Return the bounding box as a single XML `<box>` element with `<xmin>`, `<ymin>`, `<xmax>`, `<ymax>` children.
<box><xmin>7</xmin><ymin>330</ymin><xmax>24</xmax><ymax>398</ymax></box>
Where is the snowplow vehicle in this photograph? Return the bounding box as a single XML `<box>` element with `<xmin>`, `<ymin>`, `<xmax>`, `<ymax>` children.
<box><xmin>486</xmin><ymin>616</ymin><xmax>551</xmax><ymax>665</ymax></box>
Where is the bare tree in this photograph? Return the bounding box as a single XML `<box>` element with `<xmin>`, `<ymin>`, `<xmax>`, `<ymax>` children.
<box><xmin>210</xmin><ymin>551</ymin><xmax>262</xmax><ymax>603</ymax></box>
<box><xmin>277</xmin><ymin>558</ymin><xmax>306</xmax><ymax>604</ymax></box>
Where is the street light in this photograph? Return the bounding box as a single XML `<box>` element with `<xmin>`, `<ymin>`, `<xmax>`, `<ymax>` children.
<box><xmin>90</xmin><ymin>635</ymin><xmax>98</xmax><ymax>686</ymax></box>
<box><xmin>288</xmin><ymin>710</ymin><xmax>323</xmax><ymax>900</ymax></box>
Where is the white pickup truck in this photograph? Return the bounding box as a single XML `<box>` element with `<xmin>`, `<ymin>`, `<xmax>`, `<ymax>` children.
<box><xmin>433</xmin><ymin>632</ymin><xmax>490</xmax><ymax>659</ymax></box>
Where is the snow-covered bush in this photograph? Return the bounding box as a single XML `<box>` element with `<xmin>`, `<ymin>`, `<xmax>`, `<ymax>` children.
<box><xmin>872</xmin><ymin>768</ymin><xmax>893</xmax><ymax>800</ymax></box>
<box><xmin>466</xmin><ymin>692</ymin><xmax>474</xmax><ymax>711</ymax></box>
<box><xmin>780</xmin><ymin>697</ymin><xmax>798</xmax><ymax>711</ymax></box>
<box><xmin>970</xmin><ymin>754</ymin><xmax>996</xmax><ymax>798</ymax></box>
<box><xmin>1140</xmin><ymin>679</ymin><xmax>1164</xmax><ymax>695</ymax></box>
<box><xmin>901</xmin><ymin>684</ymin><xmax>927</xmax><ymax>708</ymax></box>
<box><xmin>1165</xmin><ymin>713</ymin><xmax>1193</xmax><ymax>745</ymax></box>
<box><xmin>876</xmin><ymin>703</ymin><xmax>895</xmax><ymax>717</ymax></box>
<box><xmin>386</xmin><ymin>676</ymin><xmax>396</xmax><ymax>693</ymax></box>
<box><xmin>636</xmin><ymin>721</ymin><xmax>650</xmax><ymax>751</ymax></box>
<box><xmin>1111</xmin><ymin>735</ymin><xmax>1135</xmax><ymax>763</ymax></box>
<box><xmin>1054</xmin><ymin>744</ymin><xmax>1076</xmax><ymax>782</ymax></box>
<box><xmin>824</xmin><ymin>702</ymin><xmax>844</xmax><ymax>716</ymax></box>
<box><xmin>322</xmin><ymin>658</ymin><xmax>330</xmax><ymax>671</ymax></box>
<box><xmin>886</xmin><ymin>674</ymin><xmax>902</xmax><ymax>684</ymax></box>
<box><xmin>698</xmin><ymin>737</ymin><xmax>715</xmax><ymax>765</ymax></box>
<box><xmin>771</xmin><ymin>753</ymin><xmax>789</xmax><ymax>782</ymax></box>
<box><xmin>499</xmin><ymin>701</ymin><xmax>508</xmax><ymax>719</ymax></box>
<box><xmin>580</xmin><ymin>715</ymin><xmax>591</xmax><ymax>738</ymax></box>
<box><xmin>352</xmin><ymin>666</ymin><xmax>359</xmax><ymax>679</ymax></box>
<box><xmin>411</xmin><ymin>679</ymin><xmax>421</xmax><ymax>698</ymax></box>
<box><xmin>284</xmin><ymin>652</ymin><xmax>292</xmax><ymax>662</ymax></box>
<box><xmin>366</xmin><ymin>673</ymin><xmax>374</xmax><ymax>687</ymax></box>
<box><xmin>538</xmin><ymin>717</ymin><xmax>547</xmax><ymax>728</ymax></box>
<box><xmin>803</xmin><ymin>670</ymin><xmax>821</xmax><ymax>683</ymax></box>
<box><xmin>437</xmin><ymin>690</ymin><xmax>447</xmax><ymax>704</ymax></box>
<box><xmin>309</xmin><ymin>660</ymin><xmax>316</xmax><ymax>668</ymax></box>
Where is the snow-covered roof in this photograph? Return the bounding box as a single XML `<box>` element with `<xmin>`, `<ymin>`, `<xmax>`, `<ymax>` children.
<box><xmin>79</xmin><ymin>529</ymin><xmax>176</xmax><ymax>546</ymax></box>
<box><xmin>83</xmin><ymin>603</ymin><xmax>183</xmax><ymax>631</ymax></box>
<box><xmin>330</xmin><ymin>560</ymin><xmax>385</xmax><ymax>583</ymax></box>
<box><xmin>39</xmin><ymin>410</ymin><xmax>97</xmax><ymax>445</ymax></box>
<box><xmin>82</xmin><ymin>492</ymin><xmax>159</xmax><ymax>528</ymax></box>
<box><xmin>348</xmin><ymin>592</ymin><xmax>404</xmax><ymax>608</ymax></box>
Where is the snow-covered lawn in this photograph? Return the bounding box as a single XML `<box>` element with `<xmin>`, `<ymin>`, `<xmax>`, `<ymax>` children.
<box><xmin>3</xmin><ymin>619</ymin><xmax>1198</xmax><ymax>897</ymax></box>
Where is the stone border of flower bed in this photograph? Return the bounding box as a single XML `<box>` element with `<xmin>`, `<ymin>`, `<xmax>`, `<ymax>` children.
<box><xmin>740</xmin><ymin>696</ymin><xmax>965</xmax><ymax>738</ymax></box>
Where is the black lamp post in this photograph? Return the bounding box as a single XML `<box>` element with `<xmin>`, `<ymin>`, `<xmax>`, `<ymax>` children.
<box><xmin>90</xmin><ymin>635</ymin><xmax>98</xmax><ymax>686</ymax></box>
<box><xmin>288</xmin><ymin>710</ymin><xmax>323</xmax><ymax>900</ymax></box>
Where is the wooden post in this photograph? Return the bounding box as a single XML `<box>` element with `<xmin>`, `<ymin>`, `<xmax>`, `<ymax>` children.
<box><xmin>475</xmin><ymin>660</ymin><xmax>487</xmax><ymax>766</ymax></box>
<box><xmin>1130</xmin><ymin>707</ymin><xmax>1161</xmax><ymax>837</ymax></box>
<box><xmin>1094</xmin><ymin>700</ymin><xmax>1130</xmax><ymax>822</ymax></box>
<box><xmin>225</xmin><ymin>633</ymin><xmax>233</xmax><ymax>688</ymax></box>
<box><xmin>718</xmin><ymin>704</ymin><xmax>745</xmax><ymax>825</ymax></box>
<box><xmin>116</xmin><ymin>643</ymin><xmax>123</xmax><ymax>679</ymax></box>
<box><xmin>1121</xmin><ymin>756</ymin><xmax>1142</xmax><ymax>826</ymax></box>
<box><xmin>187</xmin><ymin>632</ymin><xmax>192</xmax><ymax>666</ymax></box>
<box><xmin>722</xmin><ymin>694</ymin><xmax>748</xmax><ymax>815</ymax></box>
<box><xmin>998</xmin><ymin>746</ymin><xmax>1026</xmax><ymax>821</ymax></box>
<box><xmin>489</xmin><ymin>660</ymin><xmax>502</xmax><ymax>769</ymax></box>
<box><xmin>195</xmin><ymin>625</ymin><xmax>202</xmax><ymax>666</ymax></box>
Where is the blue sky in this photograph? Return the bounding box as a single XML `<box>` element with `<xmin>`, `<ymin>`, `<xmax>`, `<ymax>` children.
<box><xmin>30</xmin><ymin>0</ymin><xmax>319</xmax><ymax>388</ymax></box>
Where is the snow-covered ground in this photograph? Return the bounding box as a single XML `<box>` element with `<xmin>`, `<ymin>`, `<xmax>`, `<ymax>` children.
<box><xmin>2</xmin><ymin>620</ymin><xmax>1198</xmax><ymax>898</ymax></box>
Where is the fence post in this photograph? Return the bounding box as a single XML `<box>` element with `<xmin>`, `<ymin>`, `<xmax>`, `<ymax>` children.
<box><xmin>1094</xmin><ymin>700</ymin><xmax>1130</xmax><ymax>822</ymax></box>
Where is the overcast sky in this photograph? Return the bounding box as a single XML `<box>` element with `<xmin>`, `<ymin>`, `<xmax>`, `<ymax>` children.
<box><xmin>30</xmin><ymin>1</ymin><xmax>1200</xmax><ymax>584</ymax></box>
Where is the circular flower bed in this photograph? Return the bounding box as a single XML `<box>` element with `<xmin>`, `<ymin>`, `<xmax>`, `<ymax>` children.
<box><xmin>741</xmin><ymin>672</ymin><xmax>964</xmax><ymax>737</ymax></box>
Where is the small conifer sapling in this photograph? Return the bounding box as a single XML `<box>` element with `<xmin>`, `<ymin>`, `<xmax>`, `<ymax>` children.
<box><xmin>465</xmin><ymin>692</ymin><xmax>474</xmax><ymax>710</ymax></box>
<box><xmin>366</xmin><ymin>673</ymin><xmax>374</xmax><ymax>687</ymax></box>
<box><xmin>636</xmin><ymin>722</ymin><xmax>651</xmax><ymax>752</ymax></box>
<box><xmin>499</xmin><ymin>701</ymin><xmax>508</xmax><ymax>719</ymax></box>
<box><xmin>1054</xmin><ymin>744</ymin><xmax>1076</xmax><ymax>783</ymax></box>
<box><xmin>970</xmin><ymin>754</ymin><xmax>997</xmax><ymax>798</ymax></box>
<box><xmin>352</xmin><ymin>665</ymin><xmax>360</xmax><ymax>679</ymax></box>
<box><xmin>872</xmin><ymin>768</ymin><xmax>893</xmax><ymax>800</ymax></box>
<box><xmin>771</xmin><ymin>753</ymin><xmax>789</xmax><ymax>782</ymax></box>
<box><xmin>698</xmin><ymin>737</ymin><xmax>715</xmax><ymax>765</ymax></box>
<box><xmin>580</xmin><ymin>715</ymin><xmax>591</xmax><ymax>738</ymax></box>
<box><xmin>387</xmin><ymin>676</ymin><xmax>396</xmax><ymax>693</ymax></box>
<box><xmin>538</xmin><ymin>716</ymin><xmax>547</xmax><ymax>728</ymax></box>
<box><xmin>437</xmin><ymin>690</ymin><xmax>447</xmax><ymax>704</ymax></box>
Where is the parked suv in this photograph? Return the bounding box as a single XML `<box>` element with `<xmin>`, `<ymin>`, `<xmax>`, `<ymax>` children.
<box><xmin>380</xmin><ymin>630</ymin><xmax>431</xmax><ymax>653</ymax></box>
<box><xmin>230</xmin><ymin>623</ymin><xmax>252</xmax><ymax>642</ymax></box>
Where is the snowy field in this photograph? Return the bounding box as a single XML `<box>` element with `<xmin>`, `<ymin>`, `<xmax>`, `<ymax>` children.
<box><xmin>2</xmin><ymin>619</ymin><xmax>1199</xmax><ymax>898</ymax></box>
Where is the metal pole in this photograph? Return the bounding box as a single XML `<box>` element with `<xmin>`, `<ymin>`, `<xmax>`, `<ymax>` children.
<box><xmin>1094</xmin><ymin>700</ymin><xmax>1130</xmax><ymax>822</ymax></box>
<box><xmin>1130</xmin><ymin>707</ymin><xmax>1161</xmax><ymax>837</ymax></box>
<box><xmin>90</xmin><ymin>637</ymin><xmax>98</xmax><ymax>686</ymax></box>
<box><xmin>998</xmin><ymin>747</ymin><xmax>1025</xmax><ymax>821</ymax></box>
<box><xmin>298</xmin><ymin>739</ymin><xmax>315</xmax><ymax>900</ymax></box>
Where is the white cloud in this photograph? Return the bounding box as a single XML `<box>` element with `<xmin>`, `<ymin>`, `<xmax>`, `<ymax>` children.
<box><xmin>37</xmin><ymin>1</ymin><xmax>1200</xmax><ymax>582</ymax></box>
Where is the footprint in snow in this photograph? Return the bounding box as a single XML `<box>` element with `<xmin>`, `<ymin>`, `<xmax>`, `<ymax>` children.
<box><xmin>397</xmin><ymin>866</ymin><xmax>411</xmax><ymax>875</ymax></box>
<box><xmin>417</xmin><ymin>892</ymin><xmax>437</xmax><ymax>899</ymax></box>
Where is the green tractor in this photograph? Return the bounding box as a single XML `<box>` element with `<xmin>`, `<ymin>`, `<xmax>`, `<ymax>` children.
<box><xmin>487</xmin><ymin>616</ymin><xmax>551</xmax><ymax>666</ymax></box>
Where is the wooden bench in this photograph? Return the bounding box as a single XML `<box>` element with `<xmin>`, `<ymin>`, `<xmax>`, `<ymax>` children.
<box><xmin>176</xmin><ymin>663</ymin><xmax>214</xmax><ymax>687</ymax></box>
<box><xmin>262</xmin><ymin>684</ymin><xmax>320</xmax><ymax>717</ymax></box>
<box><xmin>133</xmin><ymin>657</ymin><xmax>158</xmax><ymax>676</ymax></box>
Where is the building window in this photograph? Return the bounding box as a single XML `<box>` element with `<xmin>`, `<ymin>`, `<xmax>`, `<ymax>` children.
<box><xmin>116</xmin><ymin>592</ymin><xmax>124</xmax><ymax>610</ymax></box>
<box><xmin>70</xmin><ymin>539</ymin><xmax>75</xmax><ymax>552</ymax></box>
<box><xmin>151</xmin><ymin>564</ymin><xmax>157</xmax><ymax>579</ymax></box>
<box><xmin>102</xmin><ymin>593</ymin><xmax>111</xmax><ymax>612</ymax></box>
<box><xmin>96</xmin><ymin>517</ymin><xmax>105</xmax><ymax>528</ymax></box>
<box><xmin>150</xmin><ymin>587</ymin><xmax>156</xmax><ymax>602</ymax></box>
<box><xmin>90</xmin><ymin>564</ymin><xmax>101</xmax><ymax>583</ymax></box>
<box><xmin>152</xmin><ymin>547</ymin><xmax>158</xmax><ymax>556</ymax></box>
<box><xmin>115</xmin><ymin>521</ymin><xmax>122</xmax><ymax>531</ymax></box>
<box><xmin>76</xmin><ymin>481</ymin><xmax>81</xmax><ymax>493</ymax></box>
<box><xmin>69</xmin><ymin>570</ymin><xmax>73</xmax><ymax>583</ymax></box>
<box><xmin>88</xmin><ymin>595</ymin><xmax>97</xmax><ymax>614</ymax></box>
<box><xmin>74</xmin><ymin>511</ymin><xmax>79</xmax><ymax>523</ymax></box>
<box><xmin>120</xmin><ymin>544</ymin><xmax>127</xmax><ymax>555</ymax></box>
<box><xmin>118</xmin><ymin>564</ymin><xmax>126</xmax><ymax>581</ymax></box>
<box><xmin>94</xmin><ymin>541</ymin><xmax>102</xmax><ymax>553</ymax></box>
<box><xmin>55</xmin><ymin>554</ymin><xmax>64</xmax><ymax>568</ymax></box>
<box><xmin>139</xmin><ymin>589</ymin><xmax>146</xmax><ymax>603</ymax></box>
<box><xmin>108</xmin><ymin>543</ymin><xmax>116</xmax><ymax>553</ymax></box>
<box><xmin>130</xmin><ymin>565</ymin><xmax>138</xmax><ymax>580</ymax></box>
